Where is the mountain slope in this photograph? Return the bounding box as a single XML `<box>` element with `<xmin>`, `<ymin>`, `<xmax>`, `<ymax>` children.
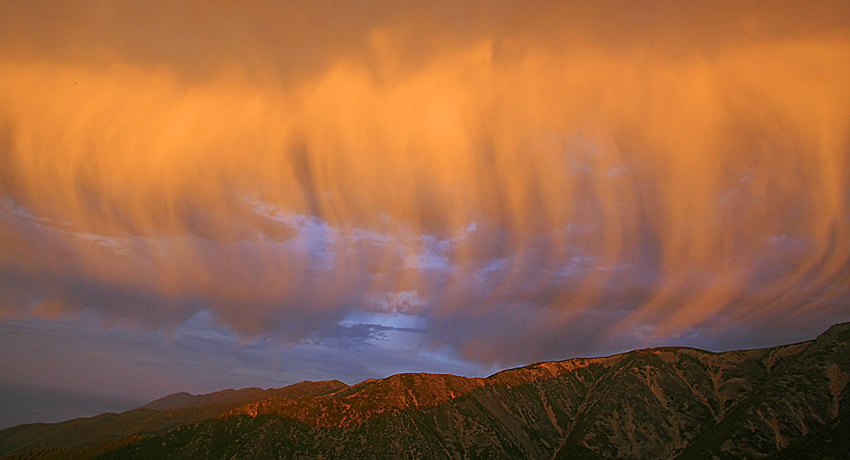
<box><xmin>141</xmin><ymin>380</ymin><xmax>348</xmax><ymax>411</ymax></box>
<box><xmin>0</xmin><ymin>380</ymin><xmax>348</xmax><ymax>458</ymax></box>
<box><xmin>1</xmin><ymin>323</ymin><xmax>848</xmax><ymax>460</ymax></box>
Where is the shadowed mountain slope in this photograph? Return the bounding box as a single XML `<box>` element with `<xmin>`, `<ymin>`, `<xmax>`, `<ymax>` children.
<box><xmin>1</xmin><ymin>323</ymin><xmax>848</xmax><ymax>460</ymax></box>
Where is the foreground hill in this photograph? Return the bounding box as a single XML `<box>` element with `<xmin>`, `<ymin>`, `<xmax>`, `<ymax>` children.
<box><xmin>1</xmin><ymin>323</ymin><xmax>848</xmax><ymax>459</ymax></box>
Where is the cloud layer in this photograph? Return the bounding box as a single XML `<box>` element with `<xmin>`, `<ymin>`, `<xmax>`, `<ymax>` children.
<box><xmin>2</xmin><ymin>1</ymin><xmax>850</xmax><ymax>368</ymax></box>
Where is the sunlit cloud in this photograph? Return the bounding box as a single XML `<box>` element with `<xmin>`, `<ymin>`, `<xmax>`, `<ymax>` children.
<box><xmin>1</xmin><ymin>0</ymin><xmax>849</xmax><ymax>374</ymax></box>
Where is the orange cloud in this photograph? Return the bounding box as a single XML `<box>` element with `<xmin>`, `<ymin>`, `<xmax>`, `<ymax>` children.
<box><xmin>1</xmin><ymin>0</ymin><xmax>849</xmax><ymax>364</ymax></box>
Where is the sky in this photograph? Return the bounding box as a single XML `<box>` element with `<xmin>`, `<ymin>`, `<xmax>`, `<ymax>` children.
<box><xmin>2</xmin><ymin>0</ymin><xmax>850</xmax><ymax>428</ymax></box>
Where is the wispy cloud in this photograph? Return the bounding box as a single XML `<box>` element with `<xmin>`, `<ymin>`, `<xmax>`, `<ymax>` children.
<box><xmin>1</xmin><ymin>0</ymin><xmax>849</xmax><ymax>378</ymax></box>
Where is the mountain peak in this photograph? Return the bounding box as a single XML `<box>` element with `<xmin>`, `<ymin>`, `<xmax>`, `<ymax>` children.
<box><xmin>819</xmin><ymin>320</ymin><xmax>850</xmax><ymax>339</ymax></box>
<box><xmin>141</xmin><ymin>391</ymin><xmax>197</xmax><ymax>411</ymax></box>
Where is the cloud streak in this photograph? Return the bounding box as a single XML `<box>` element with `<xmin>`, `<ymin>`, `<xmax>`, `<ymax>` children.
<box><xmin>1</xmin><ymin>0</ymin><xmax>850</xmax><ymax>369</ymax></box>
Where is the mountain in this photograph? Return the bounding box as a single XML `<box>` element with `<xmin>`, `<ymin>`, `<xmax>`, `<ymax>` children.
<box><xmin>141</xmin><ymin>380</ymin><xmax>348</xmax><ymax>411</ymax></box>
<box><xmin>0</xmin><ymin>380</ymin><xmax>347</xmax><ymax>459</ymax></box>
<box><xmin>1</xmin><ymin>323</ymin><xmax>848</xmax><ymax>460</ymax></box>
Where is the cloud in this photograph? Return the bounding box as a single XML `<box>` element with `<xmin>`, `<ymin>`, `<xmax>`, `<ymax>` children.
<box><xmin>1</xmin><ymin>1</ymin><xmax>849</xmax><ymax>369</ymax></box>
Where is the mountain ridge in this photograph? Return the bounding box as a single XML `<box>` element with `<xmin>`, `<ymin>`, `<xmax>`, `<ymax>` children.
<box><xmin>1</xmin><ymin>321</ymin><xmax>848</xmax><ymax>459</ymax></box>
<box><xmin>140</xmin><ymin>379</ymin><xmax>349</xmax><ymax>411</ymax></box>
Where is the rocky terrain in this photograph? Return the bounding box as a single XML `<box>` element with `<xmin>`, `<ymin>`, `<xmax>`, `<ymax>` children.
<box><xmin>1</xmin><ymin>322</ymin><xmax>848</xmax><ymax>459</ymax></box>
